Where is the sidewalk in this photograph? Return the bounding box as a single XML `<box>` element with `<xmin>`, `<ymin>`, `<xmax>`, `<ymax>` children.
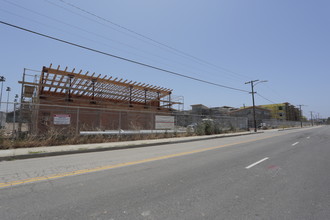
<box><xmin>0</xmin><ymin>131</ymin><xmax>261</xmax><ymax>161</ymax></box>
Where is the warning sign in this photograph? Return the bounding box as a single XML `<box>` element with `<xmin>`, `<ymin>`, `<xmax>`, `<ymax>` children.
<box><xmin>54</xmin><ymin>114</ymin><xmax>71</xmax><ymax>125</ymax></box>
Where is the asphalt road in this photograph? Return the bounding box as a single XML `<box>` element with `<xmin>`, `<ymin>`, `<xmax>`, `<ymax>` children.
<box><xmin>0</xmin><ymin>126</ymin><xmax>329</xmax><ymax>219</ymax></box>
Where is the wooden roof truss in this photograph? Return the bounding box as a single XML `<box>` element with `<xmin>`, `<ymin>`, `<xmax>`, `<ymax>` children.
<box><xmin>29</xmin><ymin>65</ymin><xmax>178</xmax><ymax>107</ymax></box>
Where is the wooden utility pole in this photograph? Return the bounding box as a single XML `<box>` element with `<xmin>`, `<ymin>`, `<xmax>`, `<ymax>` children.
<box><xmin>310</xmin><ymin>111</ymin><xmax>314</xmax><ymax>126</ymax></box>
<box><xmin>297</xmin><ymin>104</ymin><xmax>305</xmax><ymax>128</ymax></box>
<box><xmin>245</xmin><ymin>80</ymin><xmax>268</xmax><ymax>132</ymax></box>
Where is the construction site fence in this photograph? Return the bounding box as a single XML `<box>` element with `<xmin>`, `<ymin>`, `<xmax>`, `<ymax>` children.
<box><xmin>261</xmin><ymin>119</ymin><xmax>312</xmax><ymax>128</ymax></box>
<box><xmin>0</xmin><ymin>102</ymin><xmax>316</xmax><ymax>138</ymax></box>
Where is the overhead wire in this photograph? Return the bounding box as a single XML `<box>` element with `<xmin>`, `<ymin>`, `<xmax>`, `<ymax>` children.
<box><xmin>38</xmin><ymin>0</ymin><xmax>246</xmax><ymax>83</ymax></box>
<box><xmin>0</xmin><ymin>20</ymin><xmax>250</xmax><ymax>93</ymax></box>
<box><xmin>0</xmin><ymin>1</ymin><xmax>159</xmax><ymax>57</ymax></box>
<box><xmin>263</xmin><ymin>84</ymin><xmax>293</xmax><ymax>103</ymax></box>
<box><xmin>0</xmin><ymin>2</ymin><xmax>216</xmax><ymax>80</ymax></box>
<box><xmin>0</xmin><ymin>8</ymin><xmax>145</xmax><ymax>60</ymax></box>
<box><xmin>0</xmin><ymin>4</ymin><xmax>240</xmax><ymax>84</ymax></box>
<box><xmin>51</xmin><ymin>0</ymin><xmax>253</xmax><ymax>80</ymax></box>
<box><xmin>256</xmin><ymin>93</ymin><xmax>277</xmax><ymax>104</ymax></box>
<box><xmin>0</xmin><ymin>1</ymin><xmax>304</xmax><ymax>110</ymax></box>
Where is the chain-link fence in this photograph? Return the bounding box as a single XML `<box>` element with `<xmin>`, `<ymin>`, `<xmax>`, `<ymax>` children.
<box><xmin>0</xmin><ymin>102</ymin><xmax>314</xmax><ymax>138</ymax></box>
<box><xmin>262</xmin><ymin>119</ymin><xmax>312</xmax><ymax>128</ymax></box>
<box><xmin>174</xmin><ymin>112</ymin><xmax>248</xmax><ymax>133</ymax></box>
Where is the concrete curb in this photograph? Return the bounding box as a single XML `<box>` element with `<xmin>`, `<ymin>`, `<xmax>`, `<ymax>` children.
<box><xmin>278</xmin><ymin>126</ymin><xmax>305</xmax><ymax>131</ymax></box>
<box><xmin>0</xmin><ymin>131</ymin><xmax>262</xmax><ymax>161</ymax></box>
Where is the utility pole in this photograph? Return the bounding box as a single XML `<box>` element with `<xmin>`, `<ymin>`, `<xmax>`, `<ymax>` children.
<box><xmin>297</xmin><ymin>104</ymin><xmax>305</xmax><ymax>128</ymax></box>
<box><xmin>310</xmin><ymin>111</ymin><xmax>314</xmax><ymax>126</ymax></box>
<box><xmin>245</xmin><ymin>80</ymin><xmax>267</xmax><ymax>132</ymax></box>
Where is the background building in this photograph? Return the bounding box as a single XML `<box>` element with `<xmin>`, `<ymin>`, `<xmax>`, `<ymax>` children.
<box><xmin>190</xmin><ymin>104</ymin><xmax>237</xmax><ymax>116</ymax></box>
<box><xmin>229</xmin><ymin>106</ymin><xmax>271</xmax><ymax>128</ymax></box>
<box><xmin>259</xmin><ymin>103</ymin><xmax>301</xmax><ymax>121</ymax></box>
<box><xmin>191</xmin><ymin>104</ymin><xmax>209</xmax><ymax>115</ymax></box>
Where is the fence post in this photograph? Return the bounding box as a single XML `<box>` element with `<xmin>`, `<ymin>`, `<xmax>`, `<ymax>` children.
<box><xmin>12</xmin><ymin>102</ymin><xmax>16</xmax><ymax>138</ymax></box>
<box><xmin>76</xmin><ymin>107</ymin><xmax>80</xmax><ymax>136</ymax></box>
<box><xmin>118</xmin><ymin>111</ymin><xmax>122</xmax><ymax>138</ymax></box>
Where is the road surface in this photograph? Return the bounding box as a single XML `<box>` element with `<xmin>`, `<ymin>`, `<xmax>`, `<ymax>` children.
<box><xmin>0</xmin><ymin>126</ymin><xmax>329</xmax><ymax>219</ymax></box>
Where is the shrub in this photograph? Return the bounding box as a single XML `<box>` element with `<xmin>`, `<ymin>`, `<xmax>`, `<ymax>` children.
<box><xmin>195</xmin><ymin>120</ymin><xmax>223</xmax><ymax>135</ymax></box>
<box><xmin>204</xmin><ymin>120</ymin><xmax>214</xmax><ymax>135</ymax></box>
<box><xmin>196</xmin><ymin>123</ymin><xmax>206</xmax><ymax>135</ymax></box>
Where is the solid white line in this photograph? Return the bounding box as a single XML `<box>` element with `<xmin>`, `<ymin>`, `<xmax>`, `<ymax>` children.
<box><xmin>245</xmin><ymin>157</ymin><xmax>269</xmax><ymax>169</ymax></box>
<box><xmin>292</xmin><ymin>142</ymin><xmax>299</xmax><ymax>146</ymax></box>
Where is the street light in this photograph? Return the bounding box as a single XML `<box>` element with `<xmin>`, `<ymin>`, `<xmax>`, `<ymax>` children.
<box><xmin>245</xmin><ymin>80</ymin><xmax>268</xmax><ymax>132</ymax></box>
<box><xmin>6</xmin><ymin>87</ymin><xmax>11</xmax><ymax>113</ymax></box>
<box><xmin>0</xmin><ymin>76</ymin><xmax>5</xmax><ymax>107</ymax></box>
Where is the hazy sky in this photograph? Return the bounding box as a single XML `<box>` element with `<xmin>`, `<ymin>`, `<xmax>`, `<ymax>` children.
<box><xmin>1</xmin><ymin>0</ymin><xmax>329</xmax><ymax>118</ymax></box>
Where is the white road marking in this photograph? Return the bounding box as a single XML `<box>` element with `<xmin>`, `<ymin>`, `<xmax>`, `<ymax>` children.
<box><xmin>307</xmin><ymin>136</ymin><xmax>310</xmax><ymax>139</ymax></box>
<box><xmin>292</xmin><ymin>142</ymin><xmax>299</xmax><ymax>146</ymax></box>
<box><xmin>245</xmin><ymin>157</ymin><xmax>269</xmax><ymax>169</ymax></box>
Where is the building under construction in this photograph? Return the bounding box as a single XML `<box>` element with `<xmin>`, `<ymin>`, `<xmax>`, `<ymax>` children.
<box><xmin>19</xmin><ymin>65</ymin><xmax>183</xmax><ymax>134</ymax></box>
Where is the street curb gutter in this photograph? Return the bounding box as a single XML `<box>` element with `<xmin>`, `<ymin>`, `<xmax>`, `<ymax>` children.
<box><xmin>0</xmin><ymin>131</ymin><xmax>262</xmax><ymax>161</ymax></box>
<box><xmin>278</xmin><ymin>127</ymin><xmax>302</xmax><ymax>131</ymax></box>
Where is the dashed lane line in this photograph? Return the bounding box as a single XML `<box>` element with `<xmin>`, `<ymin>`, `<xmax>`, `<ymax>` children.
<box><xmin>245</xmin><ymin>157</ymin><xmax>269</xmax><ymax>169</ymax></box>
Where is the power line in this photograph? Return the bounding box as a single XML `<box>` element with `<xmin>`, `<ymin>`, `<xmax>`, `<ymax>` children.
<box><xmin>0</xmin><ymin>20</ymin><xmax>249</xmax><ymax>93</ymax></box>
<box><xmin>1</xmin><ymin>0</ymin><xmax>242</xmax><ymax>83</ymax></box>
<box><xmin>256</xmin><ymin>93</ymin><xmax>277</xmax><ymax>104</ymax></box>
<box><xmin>0</xmin><ymin>7</ymin><xmax>150</xmax><ymax>61</ymax></box>
<box><xmin>0</xmin><ymin>3</ymin><xmax>207</xmax><ymax>77</ymax></box>
<box><xmin>53</xmin><ymin>0</ymin><xmax>252</xmax><ymax>80</ymax></box>
<box><xmin>33</xmin><ymin>0</ymin><xmax>246</xmax><ymax>83</ymax></box>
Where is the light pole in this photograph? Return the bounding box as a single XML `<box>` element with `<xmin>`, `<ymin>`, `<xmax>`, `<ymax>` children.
<box><xmin>6</xmin><ymin>87</ymin><xmax>11</xmax><ymax>113</ymax></box>
<box><xmin>245</xmin><ymin>80</ymin><xmax>268</xmax><ymax>132</ymax></box>
<box><xmin>0</xmin><ymin>76</ymin><xmax>5</xmax><ymax>128</ymax></box>
<box><xmin>0</xmin><ymin>76</ymin><xmax>5</xmax><ymax>106</ymax></box>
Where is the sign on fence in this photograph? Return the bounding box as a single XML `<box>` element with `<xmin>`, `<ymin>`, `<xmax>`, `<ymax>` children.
<box><xmin>155</xmin><ymin>115</ymin><xmax>175</xmax><ymax>129</ymax></box>
<box><xmin>53</xmin><ymin>114</ymin><xmax>71</xmax><ymax>125</ymax></box>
